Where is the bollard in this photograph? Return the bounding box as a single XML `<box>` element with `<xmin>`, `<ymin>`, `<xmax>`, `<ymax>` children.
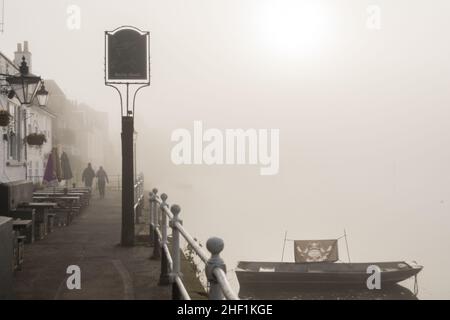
<box><xmin>159</xmin><ymin>193</ymin><xmax>171</xmax><ymax>285</ymax></box>
<box><xmin>205</xmin><ymin>237</ymin><xmax>226</xmax><ymax>300</ymax></box>
<box><xmin>170</xmin><ymin>204</ymin><xmax>182</xmax><ymax>299</ymax></box>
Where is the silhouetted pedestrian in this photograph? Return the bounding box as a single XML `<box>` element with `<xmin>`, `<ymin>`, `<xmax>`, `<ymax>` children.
<box><xmin>96</xmin><ymin>166</ymin><xmax>109</xmax><ymax>199</ymax></box>
<box><xmin>82</xmin><ymin>163</ymin><xmax>95</xmax><ymax>188</ymax></box>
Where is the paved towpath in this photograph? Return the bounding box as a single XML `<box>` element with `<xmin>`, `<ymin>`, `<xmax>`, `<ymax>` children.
<box><xmin>13</xmin><ymin>191</ymin><xmax>171</xmax><ymax>300</ymax></box>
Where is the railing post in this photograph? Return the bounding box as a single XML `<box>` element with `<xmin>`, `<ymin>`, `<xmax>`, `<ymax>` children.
<box><xmin>159</xmin><ymin>193</ymin><xmax>171</xmax><ymax>285</ymax></box>
<box><xmin>149</xmin><ymin>189</ymin><xmax>158</xmax><ymax>246</ymax></box>
<box><xmin>170</xmin><ymin>204</ymin><xmax>182</xmax><ymax>300</ymax></box>
<box><xmin>152</xmin><ymin>196</ymin><xmax>161</xmax><ymax>260</ymax></box>
<box><xmin>206</xmin><ymin>237</ymin><xmax>226</xmax><ymax>300</ymax></box>
<box><xmin>138</xmin><ymin>180</ymin><xmax>144</xmax><ymax>222</ymax></box>
<box><xmin>134</xmin><ymin>181</ymin><xmax>140</xmax><ymax>224</ymax></box>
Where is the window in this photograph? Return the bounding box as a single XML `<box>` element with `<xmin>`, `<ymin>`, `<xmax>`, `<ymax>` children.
<box><xmin>28</xmin><ymin>161</ymin><xmax>32</xmax><ymax>178</ymax></box>
<box><xmin>7</xmin><ymin>102</ymin><xmax>24</xmax><ymax>163</ymax></box>
<box><xmin>8</xmin><ymin>103</ymin><xmax>19</xmax><ymax>161</ymax></box>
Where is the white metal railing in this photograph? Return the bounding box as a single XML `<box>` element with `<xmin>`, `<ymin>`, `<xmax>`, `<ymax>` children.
<box><xmin>107</xmin><ymin>174</ymin><xmax>122</xmax><ymax>191</ymax></box>
<box><xmin>149</xmin><ymin>189</ymin><xmax>239</xmax><ymax>300</ymax></box>
<box><xmin>133</xmin><ymin>174</ymin><xmax>145</xmax><ymax>223</ymax></box>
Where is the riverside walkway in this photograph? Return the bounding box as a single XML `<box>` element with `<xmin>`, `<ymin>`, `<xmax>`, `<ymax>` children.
<box><xmin>12</xmin><ymin>191</ymin><xmax>171</xmax><ymax>300</ymax></box>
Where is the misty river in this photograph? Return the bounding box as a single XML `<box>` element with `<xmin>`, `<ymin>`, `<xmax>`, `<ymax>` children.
<box><xmin>142</xmin><ymin>122</ymin><xmax>450</xmax><ymax>300</ymax></box>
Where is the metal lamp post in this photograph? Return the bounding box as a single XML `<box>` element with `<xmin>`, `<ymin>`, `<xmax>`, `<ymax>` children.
<box><xmin>36</xmin><ymin>81</ymin><xmax>49</xmax><ymax>107</ymax></box>
<box><xmin>5</xmin><ymin>57</ymin><xmax>41</xmax><ymax>106</ymax></box>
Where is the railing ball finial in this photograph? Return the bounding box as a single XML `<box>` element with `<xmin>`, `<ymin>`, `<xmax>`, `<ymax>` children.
<box><xmin>206</xmin><ymin>237</ymin><xmax>224</xmax><ymax>256</ymax></box>
<box><xmin>171</xmin><ymin>204</ymin><xmax>181</xmax><ymax>217</ymax></box>
<box><xmin>206</xmin><ymin>237</ymin><xmax>227</xmax><ymax>300</ymax></box>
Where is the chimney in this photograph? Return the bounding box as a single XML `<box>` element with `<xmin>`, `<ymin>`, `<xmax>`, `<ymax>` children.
<box><xmin>14</xmin><ymin>41</ymin><xmax>32</xmax><ymax>73</ymax></box>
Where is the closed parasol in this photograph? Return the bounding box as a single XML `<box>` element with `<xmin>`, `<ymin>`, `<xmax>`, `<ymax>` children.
<box><xmin>60</xmin><ymin>151</ymin><xmax>73</xmax><ymax>180</ymax></box>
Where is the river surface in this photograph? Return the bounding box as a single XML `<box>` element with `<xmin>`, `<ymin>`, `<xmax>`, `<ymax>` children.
<box><xmin>142</xmin><ymin>105</ymin><xmax>450</xmax><ymax>300</ymax></box>
<box><xmin>239</xmin><ymin>285</ymin><xmax>418</xmax><ymax>300</ymax></box>
<box><xmin>146</xmin><ymin>163</ymin><xmax>449</xmax><ymax>300</ymax></box>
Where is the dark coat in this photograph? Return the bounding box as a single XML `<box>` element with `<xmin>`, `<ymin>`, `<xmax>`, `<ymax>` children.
<box><xmin>96</xmin><ymin>169</ymin><xmax>109</xmax><ymax>184</ymax></box>
<box><xmin>82</xmin><ymin>166</ymin><xmax>95</xmax><ymax>186</ymax></box>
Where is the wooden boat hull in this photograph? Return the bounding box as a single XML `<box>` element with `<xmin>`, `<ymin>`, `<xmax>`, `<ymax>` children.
<box><xmin>236</xmin><ymin>261</ymin><xmax>423</xmax><ymax>291</ymax></box>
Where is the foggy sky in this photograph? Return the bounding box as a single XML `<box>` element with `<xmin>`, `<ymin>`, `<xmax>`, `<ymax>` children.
<box><xmin>2</xmin><ymin>0</ymin><xmax>450</xmax><ymax>298</ymax></box>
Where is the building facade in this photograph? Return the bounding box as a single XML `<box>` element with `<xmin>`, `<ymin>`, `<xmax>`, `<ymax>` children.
<box><xmin>2</xmin><ymin>41</ymin><xmax>115</xmax><ymax>188</ymax></box>
<box><xmin>26</xmin><ymin>105</ymin><xmax>55</xmax><ymax>184</ymax></box>
<box><xmin>0</xmin><ymin>51</ymin><xmax>26</xmax><ymax>183</ymax></box>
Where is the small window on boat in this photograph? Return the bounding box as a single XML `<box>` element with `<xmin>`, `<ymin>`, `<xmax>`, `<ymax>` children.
<box><xmin>259</xmin><ymin>267</ymin><xmax>275</xmax><ymax>272</ymax></box>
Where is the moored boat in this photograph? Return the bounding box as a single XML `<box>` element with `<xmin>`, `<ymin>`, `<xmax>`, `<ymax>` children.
<box><xmin>236</xmin><ymin>238</ymin><xmax>423</xmax><ymax>295</ymax></box>
<box><xmin>236</xmin><ymin>260</ymin><xmax>423</xmax><ymax>289</ymax></box>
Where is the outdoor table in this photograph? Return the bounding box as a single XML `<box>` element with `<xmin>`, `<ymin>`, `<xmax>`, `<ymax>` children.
<box><xmin>12</xmin><ymin>219</ymin><xmax>33</xmax><ymax>233</ymax></box>
<box><xmin>32</xmin><ymin>196</ymin><xmax>81</xmax><ymax>224</ymax></box>
<box><xmin>33</xmin><ymin>196</ymin><xmax>80</xmax><ymax>200</ymax></box>
<box><xmin>36</xmin><ymin>191</ymin><xmax>89</xmax><ymax>205</ymax></box>
<box><xmin>34</xmin><ymin>192</ymin><xmax>84</xmax><ymax>195</ymax></box>
<box><xmin>41</xmin><ymin>188</ymin><xmax>91</xmax><ymax>193</ymax></box>
<box><xmin>18</xmin><ymin>202</ymin><xmax>58</xmax><ymax>235</ymax></box>
<box><xmin>11</xmin><ymin>225</ymin><xmax>29</xmax><ymax>271</ymax></box>
<box><xmin>19</xmin><ymin>202</ymin><xmax>57</xmax><ymax>208</ymax></box>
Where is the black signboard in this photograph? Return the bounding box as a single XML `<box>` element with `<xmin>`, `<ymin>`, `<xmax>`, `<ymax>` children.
<box><xmin>105</xmin><ymin>26</ymin><xmax>150</xmax><ymax>84</ymax></box>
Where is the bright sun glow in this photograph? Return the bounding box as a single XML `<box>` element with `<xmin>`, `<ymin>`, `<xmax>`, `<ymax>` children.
<box><xmin>258</xmin><ymin>1</ymin><xmax>335</xmax><ymax>57</ymax></box>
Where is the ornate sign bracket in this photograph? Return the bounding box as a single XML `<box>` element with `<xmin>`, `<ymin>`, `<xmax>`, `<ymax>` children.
<box><xmin>105</xmin><ymin>26</ymin><xmax>150</xmax><ymax>117</ymax></box>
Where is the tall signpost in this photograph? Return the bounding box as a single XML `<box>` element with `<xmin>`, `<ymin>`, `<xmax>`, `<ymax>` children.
<box><xmin>105</xmin><ymin>26</ymin><xmax>150</xmax><ymax>246</ymax></box>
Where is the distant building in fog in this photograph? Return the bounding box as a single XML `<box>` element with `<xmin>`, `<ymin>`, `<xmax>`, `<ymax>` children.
<box><xmin>75</xmin><ymin>103</ymin><xmax>109</xmax><ymax>170</ymax></box>
<box><xmin>46</xmin><ymin>81</ymin><xmax>114</xmax><ymax>185</ymax></box>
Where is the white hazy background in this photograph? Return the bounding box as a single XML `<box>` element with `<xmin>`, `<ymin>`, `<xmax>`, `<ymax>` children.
<box><xmin>2</xmin><ymin>0</ymin><xmax>450</xmax><ymax>299</ymax></box>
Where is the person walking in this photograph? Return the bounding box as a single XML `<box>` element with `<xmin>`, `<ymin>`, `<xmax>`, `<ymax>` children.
<box><xmin>96</xmin><ymin>166</ymin><xmax>109</xmax><ymax>199</ymax></box>
<box><xmin>82</xmin><ymin>163</ymin><xmax>95</xmax><ymax>188</ymax></box>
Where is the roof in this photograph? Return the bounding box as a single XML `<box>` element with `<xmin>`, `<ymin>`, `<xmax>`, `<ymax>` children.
<box><xmin>44</xmin><ymin>79</ymin><xmax>67</xmax><ymax>98</ymax></box>
<box><xmin>0</xmin><ymin>51</ymin><xmax>19</xmax><ymax>74</ymax></box>
<box><xmin>44</xmin><ymin>80</ymin><xmax>68</xmax><ymax>115</ymax></box>
<box><xmin>29</xmin><ymin>104</ymin><xmax>56</xmax><ymax>118</ymax></box>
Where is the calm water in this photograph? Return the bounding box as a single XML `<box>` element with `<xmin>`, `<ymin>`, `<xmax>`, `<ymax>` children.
<box><xmin>149</xmin><ymin>169</ymin><xmax>447</xmax><ymax>300</ymax></box>
<box><xmin>144</xmin><ymin>117</ymin><xmax>450</xmax><ymax>300</ymax></box>
<box><xmin>239</xmin><ymin>285</ymin><xmax>418</xmax><ymax>300</ymax></box>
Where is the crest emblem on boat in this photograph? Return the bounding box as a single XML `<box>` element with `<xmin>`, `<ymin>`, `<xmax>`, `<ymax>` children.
<box><xmin>294</xmin><ymin>240</ymin><xmax>339</xmax><ymax>263</ymax></box>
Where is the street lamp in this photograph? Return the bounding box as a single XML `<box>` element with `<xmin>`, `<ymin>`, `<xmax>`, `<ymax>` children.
<box><xmin>36</xmin><ymin>81</ymin><xmax>49</xmax><ymax>107</ymax></box>
<box><xmin>6</xmin><ymin>57</ymin><xmax>41</xmax><ymax>106</ymax></box>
